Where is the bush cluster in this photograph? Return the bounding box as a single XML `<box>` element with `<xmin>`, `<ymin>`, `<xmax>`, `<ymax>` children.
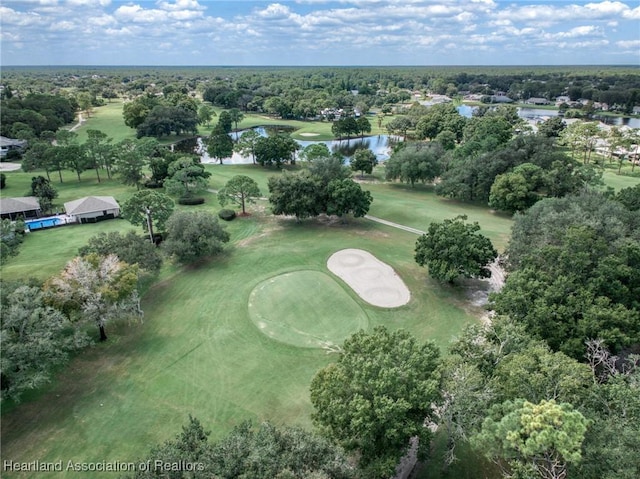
<box><xmin>177</xmin><ymin>196</ymin><xmax>205</xmax><ymax>205</ymax></box>
<box><xmin>218</xmin><ymin>209</ymin><xmax>236</xmax><ymax>221</ymax></box>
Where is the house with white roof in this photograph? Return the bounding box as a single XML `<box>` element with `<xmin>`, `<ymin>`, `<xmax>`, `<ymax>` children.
<box><xmin>64</xmin><ymin>196</ymin><xmax>120</xmax><ymax>224</ymax></box>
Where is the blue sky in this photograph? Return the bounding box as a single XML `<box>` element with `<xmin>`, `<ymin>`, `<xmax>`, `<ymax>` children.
<box><xmin>1</xmin><ymin>0</ymin><xmax>639</xmax><ymax>65</ymax></box>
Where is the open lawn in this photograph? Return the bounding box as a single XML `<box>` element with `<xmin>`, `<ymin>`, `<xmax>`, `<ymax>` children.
<box><xmin>1</xmin><ymin>163</ymin><xmax>513</xmax><ymax>478</ymax></box>
<box><xmin>2</xmin><ymin>170</ymin><xmax>138</xmax><ymax>207</ymax></box>
<box><xmin>1</xmin><ymin>220</ymin><xmax>134</xmax><ymax>281</ymax></box>
<box><xmin>364</xmin><ymin>175</ymin><xmax>513</xmax><ymax>252</ymax></box>
<box><xmin>249</xmin><ymin>270</ymin><xmax>369</xmax><ymax>349</ymax></box>
<box><xmin>602</xmin><ymin>169</ymin><xmax>640</xmax><ymax>191</ymax></box>
<box><xmin>75</xmin><ymin>101</ymin><xmax>135</xmax><ymax>143</ymax></box>
<box><xmin>1</xmin><ymin>206</ymin><xmax>483</xmax><ymax>478</ymax></box>
<box><xmin>75</xmin><ymin>101</ymin><xmax>388</xmax><ymax>144</ymax></box>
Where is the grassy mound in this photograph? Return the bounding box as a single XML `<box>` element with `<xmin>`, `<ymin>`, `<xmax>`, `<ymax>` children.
<box><xmin>249</xmin><ymin>270</ymin><xmax>368</xmax><ymax>349</ymax></box>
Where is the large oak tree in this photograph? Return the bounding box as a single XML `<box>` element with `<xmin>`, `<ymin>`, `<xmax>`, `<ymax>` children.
<box><xmin>310</xmin><ymin>327</ymin><xmax>440</xmax><ymax>478</ymax></box>
<box><xmin>415</xmin><ymin>215</ymin><xmax>497</xmax><ymax>283</ymax></box>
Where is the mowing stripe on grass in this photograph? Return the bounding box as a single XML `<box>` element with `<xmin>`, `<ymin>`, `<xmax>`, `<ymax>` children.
<box><xmin>248</xmin><ymin>270</ymin><xmax>369</xmax><ymax>349</ymax></box>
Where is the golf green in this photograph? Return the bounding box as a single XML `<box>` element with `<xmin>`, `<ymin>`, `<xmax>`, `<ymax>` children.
<box><xmin>248</xmin><ymin>270</ymin><xmax>369</xmax><ymax>349</ymax></box>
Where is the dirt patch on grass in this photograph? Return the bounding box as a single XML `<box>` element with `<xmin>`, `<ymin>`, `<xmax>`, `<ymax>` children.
<box><xmin>0</xmin><ymin>162</ymin><xmax>22</xmax><ymax>171</ymax></box>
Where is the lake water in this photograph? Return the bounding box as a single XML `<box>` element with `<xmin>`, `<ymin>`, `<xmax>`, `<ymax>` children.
<box><xmin>198</xmin><ymin>127</ymin><xmax>397</xmax><ymax>165</ymax></box>
<box><xmin>197</xmin><ymin>108</ymin><xmax>639</xmax><ymax>165</ymax></box>
<box><xmin>457</xmin><ymin>105</ymin><xmax>640</xmax><ymax>128</ymax></box>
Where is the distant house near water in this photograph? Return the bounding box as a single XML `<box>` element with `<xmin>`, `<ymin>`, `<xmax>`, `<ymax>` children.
<box><xmin>0</xmin><ymin>136</ymin><xmax>28</xmax><ymax>159</ymax></box>
<box><xmin>0</xmin><ymin>196</ymin><xmax>41</xmax><ymax>220</ymax></box>
<box><xmin>64</xmin><ymin>196</ymin><xmax>120</xmax><ymax>224</ymax></box>
<box><xmin>525</xmin><ymin>97</ymin><xmax>551</xmax><ymax>105</ymax></box>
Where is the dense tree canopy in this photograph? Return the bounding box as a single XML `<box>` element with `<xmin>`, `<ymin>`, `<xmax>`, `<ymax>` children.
<box><xmin>0</xmin><ymin>219</ymin><xmax>25</xmax><ymax>261</ymax></box>
<box><xmin>385</xmin><ymin>143</ymin><xmax>443</xmax><ymax>186</ymax></box>
<box><xmin>0</xmin><ymin>93</ymin><xmax>77</xmax><ymax>138</ymax></box>
<box><xmin>79</xmin><ymin>231</ymin><xmax>163</xmax><ymax>273</ymax></box>
<box><xmin>136</xmin><ymin>105</ymin><xmax>198</xmax><ymax>138</ymax></box>
<box><xmin>492</xmin><ymin>191</ymin><xmax>640</xmax><ymax>358</ymax></box>
<box><xmin>436</xmin><ymin>134</ymin><xmax>597</xmax><ymax>204</ymax></box>
<box><xmin>126</xmin><ymin>416</ymin><xmax>354</xmax><ymax>479</ymax></box>
<box><xmin>164</xmin><ymin>157</ymin><xmax>211</xmax><ymax>198</ymax></box>
<box><xmin>488</xmin><ymin>163</ymin><xmax>546</xmax><ymax>213</ymax></box>
<box><xmin>255</xmin><ymin>134</ymin><xmax>299</xmax><ymax>167</ymax></box>
<box><xmin>472</xmin><ymin>399</ymin><xmax>589</xmax><ymax>479</ymax></box>
<box><xmin>310</xmin><ymin>327</ymin><xmax>440</xmax><ymax>478</ymax></box>
<box><xmin>415</xmin><ymin>215</ymin><xmax>497</xmax><ymax>283</ymax></box>
<box><xmin>268</xmin><ymin>172</ymin><xmax>322</xmax><ymax>220</ymax></box>
<box><xmin>43</xmin><ymin>254</ymin><xmax>141</xmax><ymax>341</ymax></box>
<box><xmin>121</xmin><ymin>190</ymin><xmax>176</xmax><ymax>241</ymax></box>
<box><xmin>162</xmin><ymin>211</ymin><xmax>230</xmax><ymax>264</ymax></box>
<box><xmin>415</xmin><ymin>103</ymin><xmax>467</xmax><ymax>142</ymax></box>
<box><xmin>0</xmin><ymin>284</ymin><xmax>90</xmax><ymax>403</ymax></box>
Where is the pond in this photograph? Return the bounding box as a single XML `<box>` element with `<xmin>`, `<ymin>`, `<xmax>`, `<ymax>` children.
<box><xmin>457</xmin><ymin>105</ymin><xmax>640</xmax><ymax>128</ymax></box>
<box><xmin>197</xmin><ymin>126</ymin><xmax>398</xmax><ymax>165</ymax></box>
<box><xmin>195</xmin><ymin>108</ymin><xmax>639</xmax><ymax>165</ymax></box>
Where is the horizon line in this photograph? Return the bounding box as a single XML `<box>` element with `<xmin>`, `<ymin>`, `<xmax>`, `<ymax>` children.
<box><xmin>2</xmin><ymin>63</ymin><xmax>640</xmax><ymax>69</ymax></box>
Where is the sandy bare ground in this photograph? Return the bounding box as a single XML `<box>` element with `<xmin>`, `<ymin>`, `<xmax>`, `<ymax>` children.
<box><xmin>0</xmin><ymin>162</ymin><xmax>22</xmax><ymax>171</ymax></box>
<box><xmin>299</xmin><ymin>132</ymin><xmax>320</xmax><ymax>137</ymax></box>
<box><xmin>70</xmin><ymin>113</ymin><xmax>85</xmax><ymax>132</ymax></box>
<box><xmin>327</xmin><ymin>248</ymin><xmax>411</xmax><ymax>308</ymax></box>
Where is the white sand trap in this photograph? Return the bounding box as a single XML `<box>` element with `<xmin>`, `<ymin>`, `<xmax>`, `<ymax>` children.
<box><xmin>299</xmin><ymin>132</ymin><xmax>320</xmax><ymax>137</ymax></box>
<box><xmin>327</xmin><ymin>249</ymin><xmax>410</xmax><ymax>308</ymax></box>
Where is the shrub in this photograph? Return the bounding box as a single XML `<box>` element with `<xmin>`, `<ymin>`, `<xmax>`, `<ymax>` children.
<box><xmin>144</xmin><ymin>179</ymin><xmax>163</xmax><ymax>189</ymax></box>
<box><xmin>218</xmin><ymin>209</ymin><xmax>236</xmax><ymax>221</ymax></box>
<box><xmin>0</xmin><ymin>173</ymin><xmax>6</xmax><ymax>189</ymax></box>
<box><xmin>6</xmin><ymin>149</ymin><xmax>22</xmax><ymax>160</ymax></box>
<box><xmin>177</xmin><ymin>196</ymin><xmax>205</xmax><ymax>205</ymax></box>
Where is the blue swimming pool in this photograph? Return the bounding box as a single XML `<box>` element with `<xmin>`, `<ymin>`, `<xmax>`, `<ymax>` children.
<box><xmin>25</xmin><ymin>217</ymin><xmax>61</xmax><ymax>231</ymax></box>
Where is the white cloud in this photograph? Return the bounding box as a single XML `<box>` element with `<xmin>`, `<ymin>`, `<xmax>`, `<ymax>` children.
<box><xmin>157</xmin><ymin>0</ymin><xmax>205</xmax><ymax>11</ymax></box>
<box><xmin>497</xmin><ymin>0</ymin><xmax>636</xmax><ymax>23</ymax></box>
<box><xmin>65</xmin><ymin>0</ymin><xmax>111</xmax><ymax>6</ymax></box>
<box><xmin>0</xmin><ymin>6</ymin><xmax>45</xmax><ymax>26</ymax></box>
<box><xmin>49</xmin><ymin>20</ymin><xmax>75</xmax><ymax>30</ymax></box>
<box><xmin>258</xmin><ymin>3</ymin><xmax>292</xmax><ymax>18</ymax></box>
<box><xmin>616</xmin><ymin>39</ymin><xmax>640</xmax><ymax>49</ymax></box>
<box><xmin>114</xmin><ymin>4</ymin><xmax>168</xmax><ymax>23</ymax></box>
<box><xmin>87</xmin><ymin>14</ymin><xmax>116</xmax><ymax>27</ymax></box>
<box><xmin>555</xmin><ymin>25</ymin><xmax>603</xmax><ymax>38</ymax></box>
<box><xmin>622</xmin><ymin>5</ymin><xmax>640</xmax><ymax>19</ymax></box>
<box><xmin>1</xmin><ymin>0</ymin><xmax>639</xmax><ymax>65</ymax></box>
<box><xmin>3</xmin><ymin>0</ymin><xmax>58</xmax><ymax>5</ymax></box>
<box><xmin>168</xmin><ymin>9</ymin><xmax>204</xmax><ymax>20</ymax></box>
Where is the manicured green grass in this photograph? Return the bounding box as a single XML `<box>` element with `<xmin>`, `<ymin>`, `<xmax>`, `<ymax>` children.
<box><xmin>1</xmin><ymin>220</ymin><xmax>135</xmax><ymax>281</ymax></box>
<box><xmin>248</xmin><ymin>270</ymin><xmax>369</xmax><ymax>348</ymax></box>
<box><xmin>75</xmin><ymin>101</ymin><xmax>387</xmax><ymax>144</ymax></box>
<box><xmin>602</xmin><ymin>169</ymin><xmax>640</xmax><ymax>191</ymax></box>
<box><xmin>206</xmin><ymin>163</ymin><xmax>301</xmax><ymax>194</ymax></box>
<box><xmin>365</xmin><ymin>176</ymin><xmax>513</xmax><ymax>252</ymax></box>
<box><xmin>75</xmin><ymin>101</ymin><xmax>136</xmax><ymax>143</ymax></box>
<box><xmin>1</xmin><ymin>163</ymin><xmax>506</xmax><ymax>478</ymax></box>
<box><xmin>2</xmin><ymin>169</ymin><xmax>137</xmax><ymax>208</ymax></box>
<box><xmin>1</xmin><ymin>207</ymin><xmax>480</xmax><ymax>478</ymax></box>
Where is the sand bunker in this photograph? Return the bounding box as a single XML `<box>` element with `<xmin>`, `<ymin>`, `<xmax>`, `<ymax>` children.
<box><xmin>327</xmin><ymin>249</ymin><xmax>410</xmax><ymax>308</ymax></box>
<box><xmin>299</xmin><ymin>132</ymin><xmax>320</xmax><ymax>137</ymax></box>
